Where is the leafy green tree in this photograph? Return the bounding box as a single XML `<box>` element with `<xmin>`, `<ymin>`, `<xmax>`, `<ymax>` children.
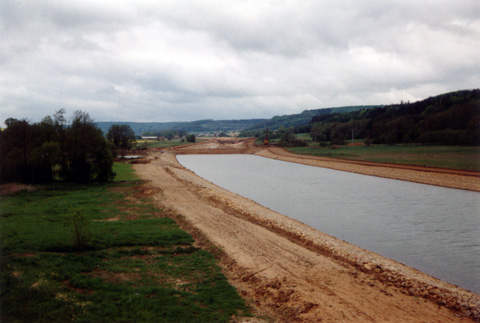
<box><xmin>278</xmin><ymin>128</ymin><xmax>307</xmax><ymax>147</ymax></box>
<box><xmin>106</xmin><ymin>124</ymin><xmax>136</xmax><ymax>149</ymax></box>
<box><xmin>31</xmin><ymin>141</ymin><xmax>62</xmax><ymax>182</ymax></box>
<box><xmin>0</xmin><ymin>119</ymin><xmax>40</xmax><ymax>183</ymax></box>
<box><xmin>64</xmin><ymin>111</ymin><xmax>115</xmax><ymax>183</ymax></box>
<box><xmin>0</xmin><ymin>110</ymin><xmax>114</xmax><ymax>184</ymax></box>
<box><xmin>33</xmin><ymin>115</ymin><xmax>64</xmax><ymax>181</ymax></box>
<box><xmin>186</xmin><ymin>134</ymin><xmax>196</xmax><ymax>142</ymax></box>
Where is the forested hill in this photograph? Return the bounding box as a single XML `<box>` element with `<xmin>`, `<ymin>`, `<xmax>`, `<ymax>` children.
<box><xmin>169</xmin><ymin>119</ymin><xmax>267</xmax><ymax>133</ymax></box>
<box><xmin>95</xmin><ymin>121</ymin><xmax>183</xmax><ymax>136</ymax></box>
<box><xmin>239</xmin><ymin>105</ymin><xmax>378</xmax><ymax>136</ymax></box>
<box><xmin>96</xmin><ymin>119</ymin><xmax>266</xmax><ymax>136</ymax></box>
<box><xmin>96</xmin><ymin>107</ymin><xmax>375</xmax><ymax>136</ymax></box>
<box><xmin>309</xmin><ymin>89</ymin><xmax>480</xmax><ymax>145</ymax></box>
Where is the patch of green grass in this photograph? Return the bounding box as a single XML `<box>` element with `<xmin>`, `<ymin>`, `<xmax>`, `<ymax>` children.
<box><xmin>0</xmin><ymin>162</ymin><xmax>250</xmax><ymax>322</ymax></box>
<box><xmin>295</xmin><ymin>133</ymin><xmax>314</xmax><ymax>142</ymax></box>
<box><xmin>113</xmin><ymin>162</ymin><xmax>141</xmax><ymax>182</ymax></box>
<box><xmin>287</xmin><ymin>144</ymin><xmax>480</xmax><ymax>171</ymax></box>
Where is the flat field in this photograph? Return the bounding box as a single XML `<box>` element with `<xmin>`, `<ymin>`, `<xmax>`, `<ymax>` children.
<box><xmin>138</xmin><ymin>138</ymin><xmax>187</xmax><ymax>149</ymax></box>
<box><xmin>0</xmin><ymin>163</ymin><xmax>249</xmax><ymax>322</ymax></box>
<box><xmin>287</xmin><ymin>144</ymin><xmax>480</xmax><ymax>172</ymax></box>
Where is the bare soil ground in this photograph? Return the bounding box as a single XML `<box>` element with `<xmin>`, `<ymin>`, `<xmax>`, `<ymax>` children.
<box><xmin>134</xmin><ymin>138</ymin><xmax>480</xmax><ymax>322</ymax></box>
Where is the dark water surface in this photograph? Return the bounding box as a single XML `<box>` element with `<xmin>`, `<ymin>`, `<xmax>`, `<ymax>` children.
<box><xmin>177</xmin><ymin>154</ymin><xmax>480</xmax><ymax>294</ymax></box>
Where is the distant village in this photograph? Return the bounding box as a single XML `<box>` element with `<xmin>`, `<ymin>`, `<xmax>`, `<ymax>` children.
<box><xmin>140</xmin><ymin>130</ymin><xmax>240</xmax><ymax>141</ymax></box>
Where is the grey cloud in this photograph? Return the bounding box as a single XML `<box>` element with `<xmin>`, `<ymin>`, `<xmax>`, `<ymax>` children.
<box><xmin>1</xmin><ymin>0</ymin><xmax>479</xmax><ymax>123</ymax></box>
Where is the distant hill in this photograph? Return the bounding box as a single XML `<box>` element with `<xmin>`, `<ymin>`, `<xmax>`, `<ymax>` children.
<box><xmin>170</xmin><ymin>119</ymin><xmax>267</xmax><ymax>133</ymax></box>
<box><xmin>308</xmin><ymin>89</ymin><xmax>480</xmax><ymax>145</ymax></box>
<box><xmin>239</xmin><ymin>106</ymin><xmax>378</xmax><ymax>136</ymax></box>
<box><xmin>95</xmin><ymin>121</ymin><xmax>183</xmax><ymax>136</ymax></box>
<box><xmin>96</xmin><ymin>106</ymin><xmax>375</xmax><ymax>137</ymax></box>
<box><xmin>96</xmin><ymin>119</ymin><xmax>266</xmax><ymax>136</ymax></box>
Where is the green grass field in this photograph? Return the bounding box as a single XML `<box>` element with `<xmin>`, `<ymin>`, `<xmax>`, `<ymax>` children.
<box><xmin>0</xmin><ymin>163</ymin><xmax>250</xmax><ymax>322</ymax></box>
<box><xmin>287</xmin><ymin>144</ymin><xmax>480</xmax><ymax>171</ymax></box>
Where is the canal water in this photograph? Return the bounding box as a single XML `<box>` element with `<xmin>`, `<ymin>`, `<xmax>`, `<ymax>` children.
<box><xmin>177</xmin><ymin>154</ymin><xmax>480</xmax><ymax>294</ymax></box>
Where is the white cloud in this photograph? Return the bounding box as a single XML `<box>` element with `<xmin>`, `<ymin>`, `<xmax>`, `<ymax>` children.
<box><xmin>1</xmin><ymin>0</ymin><xmax>479</xmax><ymax>124</ymax></box>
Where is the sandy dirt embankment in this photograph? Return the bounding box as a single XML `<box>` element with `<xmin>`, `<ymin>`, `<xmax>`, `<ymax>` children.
<box><xmin>134</xmin><ymin>138</ymin><xmax>479</xmax><ymax>322</ymax></box>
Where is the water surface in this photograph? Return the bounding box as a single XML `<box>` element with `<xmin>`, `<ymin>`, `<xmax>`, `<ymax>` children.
<box><xmin>177</xmin><ymin>154</ymin><xmax>480</xmax><ymax>294</ymax></box>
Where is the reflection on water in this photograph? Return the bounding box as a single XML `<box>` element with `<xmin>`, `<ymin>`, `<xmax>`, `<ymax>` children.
<box><xmin>177</xmin><ymin>154</ymin><xmax>480</xmax><ymax>293</ymax></box>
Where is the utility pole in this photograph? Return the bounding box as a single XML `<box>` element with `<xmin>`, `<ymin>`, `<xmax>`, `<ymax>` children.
<box><xmin>351</xmin><ymin>129</ymin><xmax>354</xmax><ymax>145</ymax></box>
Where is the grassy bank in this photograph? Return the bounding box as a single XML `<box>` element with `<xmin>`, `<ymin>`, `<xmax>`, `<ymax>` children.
<box><xmin>0</xmin><ymin>163</ymin><xmax>249</xmax><ymax>322</ymax></box>
<box><xmin>285</xmin><ymin>142</ymin><xmax>480</xmax><ymax>172</ymax></box>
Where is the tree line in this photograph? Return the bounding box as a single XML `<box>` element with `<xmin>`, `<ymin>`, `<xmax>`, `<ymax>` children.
<box><xmin>238</xmin><ymin>106</ymin><xmax>373</xmax><ymax>138</ymax></box>
<box><xmin>309</xmin><ymin>89</ymin><xmax>480</xmax><ymax>146</ymax></box>
<box><xmin>0</xmin><ymin>110</ymin><xmax>115</xmax><ymax>184</ymax></box>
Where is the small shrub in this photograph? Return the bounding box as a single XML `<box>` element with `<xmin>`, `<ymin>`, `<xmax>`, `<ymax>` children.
<box><xmin>69</xmin><ymin>211</ymin><xmax>92</xmax><ymax>251</ymax></box>
<box><xmin>278</xmin><ymin>130</ymin><xmax>308</xmax><ymax>147</ymax></box>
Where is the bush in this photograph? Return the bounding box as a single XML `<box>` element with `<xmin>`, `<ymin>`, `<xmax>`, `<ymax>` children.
<box><xmin>330</xmin><ymin>137</ymin><xmax>345</xmax><ymax>145</ymax></box>
<box><xmin>277</xmin><ymin>129</ymin><xmax>308</xmax><ymax>147</ymax></box>
<box><xmin>69</xmin><ymin>211</ymin><xmax>92</xmax><ymax>251</ymax></box>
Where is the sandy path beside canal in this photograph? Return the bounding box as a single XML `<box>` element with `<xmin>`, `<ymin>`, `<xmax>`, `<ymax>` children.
<box><xmin>134</xmin><ymin>139</ymin><xmax>479</xmax><ymax>322</ymax></box>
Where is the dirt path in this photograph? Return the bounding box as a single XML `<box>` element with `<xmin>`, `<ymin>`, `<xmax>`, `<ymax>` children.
<box><xmin>133</xmin><ymin>139</ymin><xmax>479</xmax><ymax>322</ymax></box>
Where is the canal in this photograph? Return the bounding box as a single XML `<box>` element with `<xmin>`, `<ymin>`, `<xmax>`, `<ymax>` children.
<box><xmin>177</xmin><ymin>154</ymin><xmax>480</xmax><ymax>294</ymax></box>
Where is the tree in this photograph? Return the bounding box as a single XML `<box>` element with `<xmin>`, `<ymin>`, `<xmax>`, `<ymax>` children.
<box><xmin>52</xmin><ymin>109</ymin><xmax>69</xmax><ymax>178</ymax></box>
<box><xmin>186</xmin><ymin>134</ymin><xmax>196</xmax><ymax>143</ymax></box>
<box><xmin>106</xmin><ymin>124</ymin><xmax>136</xmax><ymax>150</ymax></box>
<box><xmin>0</xmin><ymin>110</ymin><xmax>115</xmax><ymax>184</ymax></box>
<box><xmin>0</xmin><ymin>119</ymin><xmax>40</xmax><ymax>183</ymax></box>
<box><xmin>278</xmin><ymin>128</ymin><xmax>308</xmax><ymax>147</ymax></box>
<box><xmin>64</xmin><ymin>111</ymin><xmax>115</xmax><ymax>183</ymax></box>
<box><xmin>31</xmin><ymin>141</ymin><xmax>62</xmax><ymax>183</ymax></box>
<box><xmin>33</xmin><ymin>115</ymin><xmax>63</xmax><ymax>182</ymax></box>
<box><xmin>310</xmin><ymin>124</ymin><xmax>328</xmax><ymax>142</ymax></box>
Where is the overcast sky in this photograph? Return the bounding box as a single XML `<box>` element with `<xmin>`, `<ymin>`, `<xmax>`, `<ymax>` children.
<box><xmin>1</xmin><ymin>1</ymin><xmax>479</xmax><ymax>124</ymax></box>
